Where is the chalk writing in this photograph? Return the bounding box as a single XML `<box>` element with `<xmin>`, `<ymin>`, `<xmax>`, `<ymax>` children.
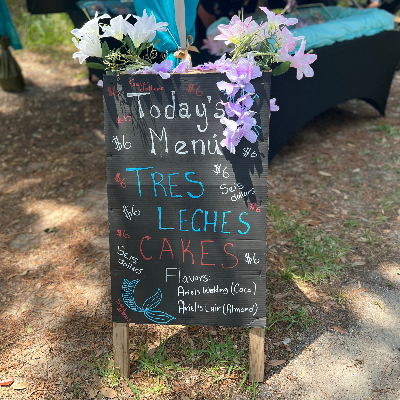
<box><xmin>123</xmin><ymin>205</ymin><xmax>140</xmax><ymax>220</ymax></box>
<box><xmin>112</xmin><ymin>135</ymin><xmax>131</xmax><ymax>151</ymax></box>
<box><xmin>117</xmin><ymin>230</ymin><xmax>130</xmax><ymax>238</ymax></box>
<box><xmin>104</xmin><ymin>73</ymin><xmax>269</xmax><ymax>327</ymax></box>
<box><xmin>243</xmin><ymin>147</ymin><xmax>257</xmax><ymax>158</ymax></box>
<box><xmin>114</xmin><ymin>173</ymin><xmax>126</xmax><ymax>188</ymax></box>
<box><xmin>245</xmin><ymin>253</ymin><xmax>260</xmax><ymax>264</ymax></box>
<box><xmin>213</xmin><ymin>164</ymin><xmax>230</xmax><ymax>178</ymax></box>
<box><xmin>186</xmin><ymin>84</ymin><xmax>203</xmax><ymax>97</ymax></box>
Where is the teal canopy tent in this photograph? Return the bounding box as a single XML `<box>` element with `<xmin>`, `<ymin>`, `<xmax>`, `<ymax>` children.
<box><xmin>131</xmin><ymin>0</ymin><xmax>199</xmax><ymax>66</ymax></box>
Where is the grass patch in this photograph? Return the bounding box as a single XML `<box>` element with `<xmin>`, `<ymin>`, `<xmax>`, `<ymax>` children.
<box><xmin>5</xmin><ymin>0</ymin><xmax>75</xmax><ymax>58</ymax></box>
<box><xmin>268</xmin><ymin>201</ymin><xmax>296</xmax><ymax>234</ymax></box>
<box><xmin>82</xmin><ymin>351</ymin><xmax>121</xmax><ymax>388</ymax></box>
<box><xmin>266</xmin><ymin>303</ymin><xmax>316</xmax><ymax>331</ymax></box>
<box><xmin>376</xmin><ymin>123</ymin><xmax>400</xmax><ymax>137</ymax></box>
<box><xmin>288</xmin><ymin>226</ymin><xmax>351</xmax><ymax>283</ymax></box>
<box><xmin>269</xmin><ymin>203</ymin><xmax>351</xmax><ymax>283</ymax></box>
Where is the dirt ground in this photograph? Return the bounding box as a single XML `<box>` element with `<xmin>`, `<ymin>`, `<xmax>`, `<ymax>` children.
<box><xmin>0</xmin><ymin>50</ymin><xmax>399</xmax><ymax>400</ymax></box>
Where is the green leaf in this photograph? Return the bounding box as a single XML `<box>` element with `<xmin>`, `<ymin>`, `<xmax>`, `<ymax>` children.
<box><xmin>86</xmin><ymin>62</ymin><xmax>106</xmax><ymax>70</ymax></box>
<box><xmin>102</xmin><ymin>41</ymin><xmax>110</xmax><ymax>59</ymax></box>
<box><xmin>76</xmin><ymin>189</ymin><xmax>84</xmax><ymax>197</ymax></box>
<box><xmin>44</xmin><ymin>227</ymin><xmax>57</xmax><ymax>233</ymax></box>
<box><xmin>272</xmin><ymin>61</ymin><xmax>291</xmax><ymax>76</ymax></box>
<box><xmin>123</xmin><ymin>36</ymin><xmax>136</xmax><ymax>53</ymax></box>
<box><xmin>151</xmin><ymin>39</ymin><xmax>160</xmax><ymax>46</ymax></box>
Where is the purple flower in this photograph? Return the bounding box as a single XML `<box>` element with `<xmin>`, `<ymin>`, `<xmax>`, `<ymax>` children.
<box><xmin>291</xmin><ymin>41</ymin><xmax>317</xmax><ymax>80</ymax></box>
<box><xmin>152</xmin><ymin>59</ymin><xmax>173</xmax><ymax>78</ymax></box>
<box><xmin>259</xmin><ymin>7</ymin><xmax>298</xmax><ymax>28</ymax></box>
<box><xmin>214</xmin><ymin>15</ymin><xmax>245</xmax><ymax>45</ymax></box>
<box><xmin>270</xmin><ymin>98</ymin><xmax>279</xmax><ymax>114</ymax></box>
<box><xmin>97</xmin><ymin>80</ymin><xmax>103</xmax><ymax>87</ymax></box>
<box><xmin>279</xmin><ymin>28</ymin><xmax>303</xmax><ymax>53</ymax></box>
<box><xmin>225</xmin><ymin>54</ymin><xmax>262</xmax><ymax>86</ymax></box>
<box><xmin>214</xmin><ymin>55</ymin><xmax>232</xmax><ymax>73</ymax></box>
<box><xmin>217</xmin><ymin>80</ymin><xmax>240</xmax><ymax>97</ymax></box>
<box><xmin>237</xmin><ymin>94</ymin><xmax>254</xmax><ymax>108</ymax></box>
<box><xmin>172</xmin><ymin>60</ymin><xmax>189</xmax><ymax>73</ymax></box>
<box><xmin>240</xmin><ymin>125</ymin><xmax>257</xmax><ymax>143</ymax></box>
<box><xmin>193</xmin><ymin>62</ymin><xmax>216</xmax><ymax>71</ymax></box>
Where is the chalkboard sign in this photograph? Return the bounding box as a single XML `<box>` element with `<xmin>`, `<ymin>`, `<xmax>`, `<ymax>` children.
<box><xmin>103</xmin><ymin>72</ymin><xmax>270</xmax><ymax>327</ymax></box>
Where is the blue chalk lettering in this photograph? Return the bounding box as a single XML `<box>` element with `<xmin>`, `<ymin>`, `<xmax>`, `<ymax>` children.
<box><xmin>158</xmin><ymin>207</ymin><xmax>174</xmax><ymax>230</ymax></box>
<box><xmin>191</xmin><ymin>209</ymin><xmax>203</xmax><ymax>232</ymax></box>
<box><xmin>185</xmin><ymin>172</ymin><xmax>204</xmax><ymax>198</ymax></box>
<box><xmin>168</xmin><ymin>173</ymin><xmax>182</xmax><ymax>198</ymax></box>
<box><xmin>204</xmin><ymin>210</ymin><xmax>217</xmax><ymax>233</ymax></box>
<box><xmin>151</xmin><ymin>172</ymin><xmax>167</xmax><ymax>197</ymax></box>
<box><xmin>221</xmin><ymin>211</ymin><xmax>231</xmax><ymax>234</ymax></box>
<box><xmin>238</xmin><ymin>212</ymin><xmax>250</xmax><ymax>235</ymax></box>
<box><xmin>179</xmin><ymin>209</ymin><xmax>189</xmax><ymax>232</ymax></box>
<box><xmin>126</xmin><ymin>167</ymin><xmax>153</xmax><ymax>197</ymax></box>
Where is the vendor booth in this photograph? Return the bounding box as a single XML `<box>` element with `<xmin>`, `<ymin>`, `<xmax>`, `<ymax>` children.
<box><xmin>28</xmin><ymin>1</ymin><xmax>400</xmax><ymax>160</ymax></box>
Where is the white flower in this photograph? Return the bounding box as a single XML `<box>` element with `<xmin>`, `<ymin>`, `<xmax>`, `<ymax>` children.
<box><xmin>72</xmin><ymin>12</ymin><xmax>110</xmax><ymax>64</ymax></box>
<box><xmin>100</xmin><ymin>15</ymin><xmax>132</xmax><ymax>41</ymax></box>
<box><xmin>126</xmin><ymin>10</ymin><xmax>168</xmax><ymax>48</ymax></box>
<box><xmin>132</xmin><ymin>10</ymin><xmax>168</xmax><ymax>34</ymax></box>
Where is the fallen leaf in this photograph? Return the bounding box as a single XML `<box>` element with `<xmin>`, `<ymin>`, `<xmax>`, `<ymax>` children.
<box><xmin>12</xmin><ymin>381</ymin><xmax>27</xmax><ymax>390</ymax></box>
<box><xmin>170</xmin><ymin>357</ymin><xmax>180</xmax><ymax>363</ymax></box>
<box><xmin>278</xmin><ymin>256</ymin><xmax>285</xmax><ymax>265</ymax></box>
<box><xmin>319</xmin><ymin>292</ymin><xmax>328</xmax><ymax>297</ymax></box>
<box><xmin>26</xmin><ymin>324</ymin><xmax>33</xmax><ymax>334</ymax></box>
<box><xmin>209</xmin><ymin>330</ymin><xmax>217</xmax><ymax>336</ymax></box>
<box><xmin>326</xmin><ymin>214</ymin><xmax>336</xmax><ymax>218</ymax></box>
<box><xmin>87</xmin><ymin>387</ymin><xmax>97</xmax><ymax>399</ymax></box>
<box><xmin>188</xmin><ymin>326</ymin><xmax>201</xmax><ymax>332</ymax></box>
<box><xmin>347</xmin><ymin>143</ymin><xmax>356</xmax><ymax>147</ymax></box>
<box><xmin>332</xmin><ymin>188</ymin><xmax>341</xmax><ymax>194</ymax></box>
<box><xmin>360</xmin><ymin>288</ymin><xmax>370</xmax><ymax>292</ymax></box>
<box><xmin>147</xmin><ymin>347</ymin><xmax>157</xmax><ymax>357</ymax></box>
<box><xmin>352</xmin><ymin>289</ymin><xmax>359</xmax><ymax>296</ymax></box>
<box><xmin>318</xmin><ymin>171</ymin><xmax>332</xmax><ymax>177</ymax></box>
<box><xmin>353</xmin><ymin>261</ymin><xmax>366</xmax><ymax>266</ymax></box>
<box><xmin>362</xmin><ymin>183</ymin><xmax>368</xmax><ymax>188</ymax></box>
<box><xmin>273</xmin><ymin>293</ymin><xmax>288</xmax><ymax>300</ymax></box>
<box><xmin>0</xmin><ymin>377</ymin><xmax>14</xmax><ymax>386</ymax></box>
<box><xmin>332</xmin><ymin>326</ymin><xmax>346</xmax><ymax>334</ymax></box>
<box><xmin>268</xmin><ymin>359</ymin><xmax>286</xmax><ymax>367</ymax></box>
<box><xmin>100</xmin><ymin>387</ymin><xmax>117</xmax><ymax>398</ymax></box>
<box><xmin>299</xmin><ymin>371</ymin><xmax>306</xmax><ymax>378</ymax></box>
<box><xmin>310</xmin><ymin>189</ymin><xmax>317</xmax><ymax>194</ymax></box>
<box><xmin>352</xmin><ymin>168</ymin><xmax>360</xmax><ymax>172</ymax></box>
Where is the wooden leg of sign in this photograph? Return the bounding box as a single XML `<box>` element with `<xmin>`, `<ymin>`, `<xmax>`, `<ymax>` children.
<box><xmin>249</xmin><ymin>327</ymin><xmax>265</xmax><ymax>382</ymax></box>
<box><xmin>113</xmin><ymin>322</ymin><xmax>130</xmax><ymax>377</ymax></box>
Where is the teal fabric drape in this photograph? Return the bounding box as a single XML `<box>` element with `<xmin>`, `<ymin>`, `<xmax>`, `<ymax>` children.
<box><xmin>131</xmin><ymin>0</ymin><xmax>199</xmax><ymax>66</ymax></box>
<box><xmin>0</xmin><ymin>0</ymin><xmax>22</xmax><ymax>50</ymax></box>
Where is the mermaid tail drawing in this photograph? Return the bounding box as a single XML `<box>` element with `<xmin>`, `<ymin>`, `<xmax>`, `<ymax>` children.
<box><xmin>121</xmin><ymin>279</ymin><xmax>175</xmax><ymax>324</ymax></box>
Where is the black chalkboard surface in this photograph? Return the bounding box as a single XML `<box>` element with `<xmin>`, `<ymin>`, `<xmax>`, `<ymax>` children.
<box><xmin>103</xmin><ymin>72</ymin><xmax>270</xmax><ymax>327</ymax></box>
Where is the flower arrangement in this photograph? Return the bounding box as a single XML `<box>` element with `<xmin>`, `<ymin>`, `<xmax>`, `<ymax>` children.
<box><xmin>72</xmin><ymin>7</ymin><xmax>316</xmax><ymax>153</ymax></box>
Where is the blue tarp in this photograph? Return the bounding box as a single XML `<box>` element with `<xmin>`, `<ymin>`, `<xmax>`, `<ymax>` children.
<box><xmin>132</xmin><ymin>0</ymin><xmax>199</xmax><ymax>65</ymax></box>
<box><xmin>290</xmin><ymin>7</ymin><xmax>394</xmax><ymax>51</ymax></box>
<box><xmin>0</xmin><ymin>0</ymin><xmax>22</xmax><ymax>50</ymax></box>
<box><xmin>207</xmin><ymin>7</ymin><xmax>394</xmax><ymax>52</ymax></box>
